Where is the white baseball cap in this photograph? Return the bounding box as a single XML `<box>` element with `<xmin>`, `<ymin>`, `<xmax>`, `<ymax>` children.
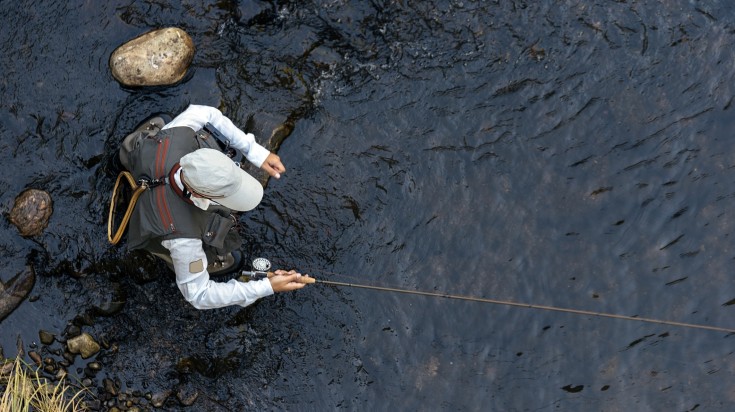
<box><xmin>180</xmin><ymin>148</ymin><xmax>263</xmax><ymax>211</ymax></box>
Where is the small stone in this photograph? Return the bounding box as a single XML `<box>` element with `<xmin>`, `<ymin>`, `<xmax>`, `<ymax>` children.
<box><xmin>150</xmin><ymin>390</ymin><xmax>171</xmax><ymax>408</ymax></box>
<box><xmin>85</xmin><ymin>399</ymin><xmax>101</xmax><ymax>411</ymax></box>
<box><xmin>65</xmin><ymin>324</ymin><xmax>81</xmax><ymax>338</ymax></box>
<box><xmin>66</xmin><ymin>333</ymin><xmax>100</xmax><ymax>359</ymax></box>
<box><xmin>82</xmin><ymin>378</ymin><xmax>92</xmax><ymax>387</ymax></box>
<box><xmin>1</xmin><ymin>361</ymin><xmax>13</xmax><ymax>376</ymax></box>
<box><xmin>104</xmin><ymin>378</ymin><xmax>118</xmax><ymax>396</ymax></box>
<box><xmin>56</xmin><ymin>368</ymin><xmax>67</xmax><ymax>380</ymax></box>
<box><xmin>87</xmin><ymin>361</ymin><xmax>102</xmax><ymax>371</ymax></box>
<box><xmin>28</xmin><ymin>351</ymin><xmax>42</xmax><ymax>366</ymax></box>
<box><xmin>39</xmin><ymin>330</ymin><xmax>55</xmax><ymax>345</ymax></box>
<box><xmin>176</xmin><ymin>383</ymin><xmax>199</xmax><ymax>406</ymax></box>
<box><xmin>109</xmin><ymin>27</ymin><xmax>195</xmax><ymax>87</ymax></box>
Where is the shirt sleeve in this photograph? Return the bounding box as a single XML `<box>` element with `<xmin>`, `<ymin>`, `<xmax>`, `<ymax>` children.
<box><xmin>161</xmin><ymin>237</ymin><xmax>274</xmax><ymax>309</ymax></box>
<box><xmin>162</xmin><ymin>104</ymin><xmax>271</xmax><ymax>167</ymax></box>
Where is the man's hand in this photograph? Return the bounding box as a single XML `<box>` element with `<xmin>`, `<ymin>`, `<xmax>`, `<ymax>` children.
<box><xmin>269</xmin><ymin>269</ymin><xmax>312</xmax><ymax>292</ymax></box>
<box><xmin>261</xmin><ymin>152</ymin><xmax>286</xmax><ymax>179</ymax></box>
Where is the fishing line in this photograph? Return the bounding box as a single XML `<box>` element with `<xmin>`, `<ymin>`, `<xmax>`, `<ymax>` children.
<box><xmin>265</xmin><ymin>259</ymin><xmax>735</xmax><ymax>334</ymax></box>
<box><xmin>313</xmin><ymin>279</ymin><xmax>735</xmax><ymax>334</ymax></box>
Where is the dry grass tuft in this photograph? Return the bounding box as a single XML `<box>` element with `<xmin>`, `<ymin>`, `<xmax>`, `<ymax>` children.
<box><xmin>0</xmin><ymin>356</ymin><xmax>88</xmax><ymax>411</ymax></box>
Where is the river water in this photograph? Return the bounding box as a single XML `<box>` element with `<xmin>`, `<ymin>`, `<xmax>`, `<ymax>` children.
<box><xmin>1</xmin><ymin>0</ymin><xmax>734</xmax><ymax>410</ymax></box>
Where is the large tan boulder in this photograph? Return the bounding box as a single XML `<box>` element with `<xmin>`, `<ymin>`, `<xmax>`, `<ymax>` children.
<box><xmin>110</xmin><ymin>27</ymin><xmax>195</xmax><ymax>87</ymax></box>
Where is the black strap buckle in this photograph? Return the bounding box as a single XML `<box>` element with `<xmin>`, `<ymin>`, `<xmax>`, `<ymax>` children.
<box><xmin>203</xmin><ymin>122</ymin><xmax>244</xmax><ymax>161</ymax></box>
<box><xmin>138</xmin><ymin>176</ymin><xmax>168</xmax><ymax>188</ymax></box>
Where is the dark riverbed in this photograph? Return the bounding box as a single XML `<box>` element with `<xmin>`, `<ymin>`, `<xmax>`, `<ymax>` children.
<box><xmin>1</xmin><ymin>0</ymin><xmax>734</xmax><ymax>410</ymax></box>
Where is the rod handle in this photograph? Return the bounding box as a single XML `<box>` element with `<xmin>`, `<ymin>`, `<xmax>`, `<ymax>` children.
<box><xmin>267</xmin><ymin>271</ymin><xmax>316</xmax><ymax>284</ymax></box>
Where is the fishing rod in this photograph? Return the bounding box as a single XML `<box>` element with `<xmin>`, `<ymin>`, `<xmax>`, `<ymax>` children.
<box><xmin>240</xmin><ymin>258</ymin><xmax>735</xmax><ymax>334</ymax></box>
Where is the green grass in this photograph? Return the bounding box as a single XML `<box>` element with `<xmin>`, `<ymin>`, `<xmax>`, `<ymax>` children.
<box><xmin>0</xmin><ymin>356</ymin><xmax>88</xmax><ymax>411</ymax></box>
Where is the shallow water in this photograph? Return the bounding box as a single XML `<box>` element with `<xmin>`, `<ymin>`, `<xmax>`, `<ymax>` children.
<box><xmin>1</xmin><ymin>0</ymin><xmax>734</xmax><ymax>410</ymax></box>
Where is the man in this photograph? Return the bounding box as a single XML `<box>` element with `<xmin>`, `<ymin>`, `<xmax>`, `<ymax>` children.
<box><xmin>118</xmin><ymin>104</ymin><xmax>309</xmax><ymax>309</ymax></box>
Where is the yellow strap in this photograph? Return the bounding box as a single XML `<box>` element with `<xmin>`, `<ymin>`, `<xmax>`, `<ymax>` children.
<box><xmin>107</xmin><ymin>171</ymin><xmax>148</xmax><ymax>245</ymax></box>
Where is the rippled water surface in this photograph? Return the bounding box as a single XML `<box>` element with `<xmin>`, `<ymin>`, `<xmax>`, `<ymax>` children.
<box><xmin>2</xmin><ymin>1</ymin><xmax>735</xmax><ymax>410</ymax></box>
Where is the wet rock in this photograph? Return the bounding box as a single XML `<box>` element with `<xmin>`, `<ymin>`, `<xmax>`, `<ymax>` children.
<box><xmin>39</xmin><ymin>330</ymin><xmax>55</xmax><ymax>345</ymax></box>
<box><xmin>8</xmin><ymin>189</ymin><xmax>52</xmax><ymax>237</ymax></box>
<box><xmin>85</xmin><ymin>399</ymin><xmax>101</xmax><ymax>411</ymax></box>
<box><xmin>0</xmin><ymin>267</ymin><xmax>35</xmax><ymax>322</ymax></box>
<box><xmin>55</xmin><ymin>368</ymin><xmax>67</xmax><ymax>381</ymax></box>
<box><xmin>90</xmin><ymin>281</ymin><xmax>127</xmax><ymax>317</ymax></box>
<box><xmin>64</xmin><ymin>324</ymin><xmax>81</xmax><ymax>338</ymax></box>
<box><xmin>84</xmin><ymin>364</ymin><xmax>99</xmax><ymax>377</ymax></box>
<box><xmin>176</xmin><ymin>384</ymin><xmax>199</xmax><ymax>407</ymax></box>
<box><xmin>110</xmin><ymin>27</ymin><xmax>195</xmax><ymax>87</ymax></box>
<box><xmin>66</xmin><ymin>333</ymin><xmax>100</xmax><ymax>359</ymax></box>
<box><xmin>104</xmin><ymin>378</ymin><xmax>118</xmax><ymax>396</ymax></box>
<box><xmin>28</xmin><ymin>351</ymin><xmax>42</xmax><ymax>366</ymax></box>
<box><xmin>242</xmin><ymin>112</ymin><xmax>295</xmax><ymax>186</ymax></box>
<box><xmin>0</xmin><ymin>361</ymin><xmax>13</xmax><ymax>377</ymax></box>
<box><xmin>150</xmin><ymin>390</ymin><xmax>171</xmax><ymax>408</ymax></box>
<box><xmin>245</xmin><ymin>112</ymin><xmax>294</xmax><ymax>153</ymax></box>
<box><xmin>62</xmin><ymin>351</ymin><xmax>75</xmax><ymax>364</ymax></box>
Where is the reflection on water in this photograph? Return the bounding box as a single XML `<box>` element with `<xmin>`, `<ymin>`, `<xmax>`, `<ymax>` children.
<box><xmin>1</xmin><ymin>1</ymin><xmax>734</xmax><ymax>410</ymax></box>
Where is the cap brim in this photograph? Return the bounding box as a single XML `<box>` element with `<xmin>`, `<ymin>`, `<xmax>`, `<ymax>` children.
<box><xmin>215</xmin><ymin>168</ymin><xmax>264</xmax><ymax>212</ymax></box>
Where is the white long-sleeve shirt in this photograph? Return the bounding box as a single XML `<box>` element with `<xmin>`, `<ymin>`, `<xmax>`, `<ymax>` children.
<box><xmin>162</xmin><ymin>104</ymin><xmax>271</xmax><ymax>167</ymax></box>
<box><xmin>161</xmin><ymin>105</ymin><xmax>274</xmax><ymax>309</ymax></box>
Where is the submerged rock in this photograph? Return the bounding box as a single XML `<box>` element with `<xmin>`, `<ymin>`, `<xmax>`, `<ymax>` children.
<box><xmin>110</xmin><ymin>27</ymin><xmax>195</xmax><ymax>87</ymax></box>
<box><xmin>8</xmin><ymin>189</ymin><xmax>52</xmax><ymax>237</ymax></box>
<box><xmin>39</xmin><ymin>330</ymin><xmax>55</xmax><ymax>345</ymax></box>
<box><xmin>242</xmin><ymin>112</ymin><xmax>295</xmax><ymax>186</ymax></box>
<box><xmin>66</xmin><ymin>333</ymin><xmax>100</xmax><ymax>359</ymax></box>
<box><xmin>0</xmin><ymin>266</ymin><xmax>36</xmax><ymax>322</ymax></box>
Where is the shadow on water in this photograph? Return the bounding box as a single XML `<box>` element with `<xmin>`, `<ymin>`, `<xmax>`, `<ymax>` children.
<box><xmin>1</xmin><ymin>0</ymin><xmax>735</xmax><ymax>410</ymax></box>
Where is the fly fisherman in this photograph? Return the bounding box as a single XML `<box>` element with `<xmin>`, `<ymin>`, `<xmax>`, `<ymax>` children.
<box><xmin>117</xmin><ymin>104</ymin><xmax>310</xmax><ymax>309</ymax></box>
